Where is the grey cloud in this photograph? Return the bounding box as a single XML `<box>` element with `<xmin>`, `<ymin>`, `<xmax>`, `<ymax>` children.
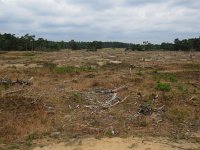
<box><xmin>0</xmin><ymin>0</ymin><xmax>200</xmax><ymax>43</ymax></box>
<box><xmin>123</xmin><ymin>0</ymin><xmax>166</xmax><ymax>6</ymax></box>
<box><xmin>66</xmin><ymin>0</ymin><xmax>116</xmax><ymax>10</ymax></box>
<box><xmin>172</xmin><ymin>0</ymin><xmax>200</xmax><ymax>9</ymax></box>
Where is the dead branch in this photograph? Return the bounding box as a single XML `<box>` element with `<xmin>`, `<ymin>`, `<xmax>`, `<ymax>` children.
<box><xmin>120</xmin><ymin>95</ymin><xmax>130</xmax><ymax>103</ymax></box>
<box><xmin>157</xmin><ymin>105</ymin><xmax>165</xmax><ymax>111</ymax></box>
<box><xmin>0</xmin><ymin>77</ymin><xmax>33</xmax><ymax>86</ymax></box>
<box><xmin>188</xmin><ymin>96</ymin><xmax>195</xmax><ymax>101</ymax></box>
<box><xmin>111</xmin><ymin>85</ymin><xmax>127</xmax><ymax>93</ymax></box>
<box><xmin>110</xmin><ymin>96</ymin><xmax>129</xmax><ymax>107</ymax></box>
<box><xmin>103</xmin><ymin>95</ymin><xmax>130</xmax><ymax>108</ymax></box>
<box><xmin>84</xmin><ymin>105</ymin><xmax>98</xmax><ymax>110</ymax></box>
<box><xmin>12</xmin><ymin>78</ymin><xmax>33</xmax><ymax>85</ymax></box>
<box><xmin>3</xmin><ymin>89</ymin><xmax>24</xmax><ymax>96</ymax></box>
<box><xmin>107</xmin><ymin>93</ymin><xmax>117</xmax><ymax>103</ymax></box>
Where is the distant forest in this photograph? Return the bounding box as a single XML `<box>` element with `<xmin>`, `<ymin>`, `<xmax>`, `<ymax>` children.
<box><xmin>0</xmin><ymin>33</ymin><xmax>200</xmax><ymax>51</ymax></box>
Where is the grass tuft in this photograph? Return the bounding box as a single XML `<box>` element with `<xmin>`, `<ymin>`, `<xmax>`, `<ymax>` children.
<box><xmin>155</xmin><ymin>82</ymin><xmax>171</xmax><ymax>92</ymax></box>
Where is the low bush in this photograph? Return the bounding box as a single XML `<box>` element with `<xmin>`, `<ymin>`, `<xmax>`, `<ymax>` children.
<box><xmin>155</xmin><ymin>82</ymin><xmax>171</xmax><ymax>92</ymax></box>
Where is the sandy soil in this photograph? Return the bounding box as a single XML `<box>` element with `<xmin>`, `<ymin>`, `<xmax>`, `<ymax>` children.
<box><xmin>33</xmin><ymin>137</ymin><xmax>200</xmax><ymax>150</ymax></box>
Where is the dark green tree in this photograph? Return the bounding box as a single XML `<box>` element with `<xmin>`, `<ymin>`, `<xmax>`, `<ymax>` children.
<box><xmin>68</xmin><ymin>40</ymin><xmax>80</xmax><ymax>50</ymax></box>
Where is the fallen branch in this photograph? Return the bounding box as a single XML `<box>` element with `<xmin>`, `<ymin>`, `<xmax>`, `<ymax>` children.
<box><xmin>0</xmin><ymin>77</ymin><xmax>33</xmax><ymax>86</ymax></box>
<box><xmin>103</xmin><ymin>95</ymin><xmax>130</xmax><ymax>108</ymax></box>
<box><xmin>111</xmin><ymin>96</ymin><xmax>130</xmax><ymax>107</ymax></box>
<box><xmin>12</xmin><ymin>77</ymin><xmax>33</xmax><ymax>85</ymax></box>
<box><xmin>111</xmin><ymin>85</ymin><xmax>127</xmax><ymax>93</ymax></box>
<box><xmin>106</xmin><ymin>93</ymin><xmax>118</xmax><ymax>104</ymax></box>
<box><xmin>188</xmin><ymin>96</ymin><xmax>195</xmax><ymax>101</ymax></box>
<box><xmin>84</xmin><ymin>105</ymin><xmax>98</xmax><ymax>110</ymax></box>
<box><xmin>3</xmin><ymin>89</ymin><xmax>24</xmax><ymax>95</ymax></box>
<box><xmin>157</xmin><ymin>105</ymin><xmax>165</xmax><ymax>111</ymax></box>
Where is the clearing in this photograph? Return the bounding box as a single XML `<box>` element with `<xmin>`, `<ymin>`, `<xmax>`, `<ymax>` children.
<box><xmin>0</xmin><ymin>49</ymin><xmax>199</xmax><ymax>150</ymax></box>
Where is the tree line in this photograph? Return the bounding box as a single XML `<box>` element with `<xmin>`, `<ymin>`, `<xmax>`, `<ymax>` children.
<box><xmin>0</xmin><ymin>33</ymin><xmax>200</xmax><ymax>51</ymax></box>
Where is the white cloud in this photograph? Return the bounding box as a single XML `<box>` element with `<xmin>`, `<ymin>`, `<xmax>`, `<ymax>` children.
<box><xmin>0</xmin><ymin>0</ymin><xmax>200</xmax><ymax>43</ymax></box>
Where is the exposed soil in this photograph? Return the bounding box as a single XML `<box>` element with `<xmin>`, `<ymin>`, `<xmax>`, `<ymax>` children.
<box><xmin>33</xmin><ymin>137</ymin><xmax>200</xmax><ymax>150</ymax></box>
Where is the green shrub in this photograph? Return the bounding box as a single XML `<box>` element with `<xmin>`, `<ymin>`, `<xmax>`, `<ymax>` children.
<box><xmin>155</xmin><ymin>82</ymin><xmax>171</xmax><ymax>92</ymax></box>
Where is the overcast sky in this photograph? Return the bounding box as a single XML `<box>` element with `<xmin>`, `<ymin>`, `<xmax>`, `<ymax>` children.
<box><xmin>0</xmin><ymin>0</ymin><xmax>200</xmax><ymax>43</ymax></box>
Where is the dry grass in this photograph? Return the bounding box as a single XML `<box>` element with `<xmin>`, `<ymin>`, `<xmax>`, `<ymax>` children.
<box><xmin>0</xmin><ymin>49</ymin><xmax>199</xmax><ymax>149</ymax></box>
<box><xmin>0</xmin><ymin>95</ymin><xmax>52</xmax><ymax>145</ymax></box>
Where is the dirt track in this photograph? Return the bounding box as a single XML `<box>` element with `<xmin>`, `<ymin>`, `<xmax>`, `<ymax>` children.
<box><xmin>34</xmin><ymin>137</ymin><xmax>200</xmax><ymax>150</ymax></box>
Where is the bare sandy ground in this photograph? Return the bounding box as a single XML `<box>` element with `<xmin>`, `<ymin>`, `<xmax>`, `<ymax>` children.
<box><xmin>33</xmin><ymin>137</ymin><xmax>200</xmax><ymax>150</ymax></box>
